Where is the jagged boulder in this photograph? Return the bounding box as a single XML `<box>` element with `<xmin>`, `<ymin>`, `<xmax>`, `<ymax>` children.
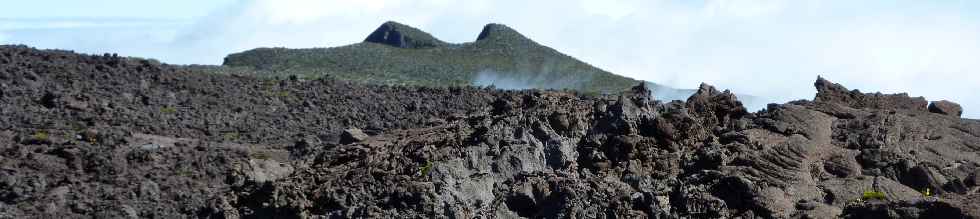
<box><xmin>814</xmin><ymin>76</ymin><xmax>928</xmax><ymax>111</ymax></box>
<box><xmin>364</xmin><ymin>21</ymin><xmax>448</xmax><ymax>49</ymax></box>
<box><xmin>686</xmin><ymin>83</ymin><xmax>748</xmax><ymax>129</ymax></box>
<box><xmin>928</xmin><ymin>100</ymin><xmax>963</xmax><ymax>117</ymax></box>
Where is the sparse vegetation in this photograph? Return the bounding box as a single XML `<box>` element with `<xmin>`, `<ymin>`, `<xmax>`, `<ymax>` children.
<box><xmin>418</xmin><ymin>160</ymin><xmax>434</xmax><ymax>177</ymax></box>
<box><xmin>223</xmin><ymin>132</ymin><xmax>240</xmax><ymax>141</ymax></box>
<box><xmin>221</xmin><ymin>24</ymin><xmax>641</xmax><ymax>94</ymax></box>
<box><xmin>175</xmin><ymin>168</ymin><xmax>193</xmax><ymax>177</ymax></box>
<box><xmin>161</xmin><ymin>106</ymin><xmax>178</xmax><ymax>114</ymax></box>
<box><xmin>86</xmin><ymin>134</ymin><xmax>98</xmax><ymax>144</ymax></box>
<box><xmin>862</xmin><ymin>191</ymin><xmax>887</xmax><ymax>201</ymax></box>
<box><xmin>251</xmin><ymin>151</ymin><xmax>271</xmax><ymax>160</ymax></box>
<box><xmin>30</xmin><ymin>131</ymin><xmax>49</xmax><ymax>143</ymax></box>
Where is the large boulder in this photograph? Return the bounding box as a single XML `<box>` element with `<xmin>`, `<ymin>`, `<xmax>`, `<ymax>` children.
<box><xmin>928</xmin><ymin>100</ymin><xmax>963</xmax><ymax>117</ymax></box>
<box><xmin>340</xmin><ymin>128</ymin><xmax>369</xmax><ymax>144</ymax></box>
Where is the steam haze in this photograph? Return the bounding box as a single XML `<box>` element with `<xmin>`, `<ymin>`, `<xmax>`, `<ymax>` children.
<box><xmin>473</xmin><ymin>69</ymin><xmax>594</xmax><ymax>91</ymax></box>
<box><xmin>3</xmin><ymin>0</ymin><xmax>978</xmax><ymax>118</ymax></box>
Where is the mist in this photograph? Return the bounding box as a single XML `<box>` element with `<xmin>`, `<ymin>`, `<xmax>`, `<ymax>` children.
<box><xmin>472</xmin><ymin>69</ymin><xmax>593</xmax><ymax>91</ymax></box>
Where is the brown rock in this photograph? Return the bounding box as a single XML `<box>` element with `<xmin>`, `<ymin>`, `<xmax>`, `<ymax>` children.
<box><xmin>928</xmin><ymin>100</ymin><xmax>963</xmax><ymax>117</ymax></box>
<box><xmin>814</xmin><ymin>76</ymin><xmax>928</xmax><ymax>111</ymax></box>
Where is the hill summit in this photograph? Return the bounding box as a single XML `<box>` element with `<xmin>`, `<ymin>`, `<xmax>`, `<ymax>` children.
<box><xmin>364</xmin><ymin>21</ymin><xmax>448</xmax><ymax>49</ymax></box>
<box><xmin>223</xmin><ymin>21</ymin><xmax>643</xmax><ymax>93</ymax></box>
<box><xmin>476</xmin><ymin>23</ymin><xmax>531</xmax><ymax>42</ymax></box>
<box><xmin>221</xmin><ymin>21</ymin><xmax>762</xmax><ymax>106</ymax></box>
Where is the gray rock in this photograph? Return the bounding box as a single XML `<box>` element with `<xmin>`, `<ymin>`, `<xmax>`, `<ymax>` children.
<box><xmin>139</xmin><ymin>181</ymin><xmax>161</xmax><ymax>201</ymax></box>
<box><xmin>235</xmin><ymin>159</ymin><xmax>294</xmax><ymax>184</ymax></box>
<box><xmin>340</xmin><ymin>128</ymin><xmax>369</xmax><ymax>144</ymax></box>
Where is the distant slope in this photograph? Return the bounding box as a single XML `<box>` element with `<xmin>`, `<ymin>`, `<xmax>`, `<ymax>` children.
<box><xmin>223</xmin><ymin>21</ymin><xmax>641</xmax><ymax>93</ymax></box>
<box><xmin>222</xmin><ymin>21</ymin><xmax>762</xmax><ymax>104</ymax></box>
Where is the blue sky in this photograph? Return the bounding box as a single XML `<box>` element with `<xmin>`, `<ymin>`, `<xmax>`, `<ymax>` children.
<box><xmin>2</xmin><ymin>0</ymin><xmax>235</xmax><ymax>19</ymax></box>
<box><xmin>2</xmin><ymin>0</ymin><xmax>979</xmax><ymax>118</ymax></box>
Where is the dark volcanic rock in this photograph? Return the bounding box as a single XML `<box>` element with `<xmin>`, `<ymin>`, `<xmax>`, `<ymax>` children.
<box><xmin>686</xmin><ymin>83</ymin><xmax>748</xmax><ymax>129</ymax></box>
<box><xmin>814</xmin><ymin>76</ymin><xmax>928</xmax><ymax>111</ymax></box>
<box><xmin>1</xmin><ymin>46</ymin><xmax>979</xmax><ymax>218</ymax></box>
<box><xmin>929</xmin><ymin>100</ymin><xmax>963</xmax><ymax>117</ymax></box>
<box><xmin>364</xmin><ymin>21</ymin><xmax>448</xmax><ymax>49</ymax></box>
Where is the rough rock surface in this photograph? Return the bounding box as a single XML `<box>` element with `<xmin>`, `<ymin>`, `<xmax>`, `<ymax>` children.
<box><xmin>2</xmin><ymin>46</ymin><xmax>980</xmax><ymax>218</ymax></box>
<box><xmin>814</xmin><ymin>76</ymin><xmax>928</xmax><ymax>111</ymax></box>
<box><xmin>929</xmin><ymin>100</ymin><xmax>963</xmax><ymax>117</ymax></box>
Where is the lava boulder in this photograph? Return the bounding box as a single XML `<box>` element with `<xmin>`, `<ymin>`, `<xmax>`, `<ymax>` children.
<box><xmin>928</xmin><ymin>100</ymin><xmax>963</xmax><ymax>117</ymax></box>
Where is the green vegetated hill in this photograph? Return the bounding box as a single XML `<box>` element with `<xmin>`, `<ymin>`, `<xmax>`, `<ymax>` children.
<box><xmin>222</xmin><ymin>21</ymin><xmax>643</xmax><ymax>94</ymax></box>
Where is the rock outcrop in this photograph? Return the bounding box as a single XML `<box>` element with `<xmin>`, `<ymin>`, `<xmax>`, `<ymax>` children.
<box><xmin>476</xmin><ymin>23</ymin><xmax>530</xmax><ymax>42</ymax></box>
<box><xmin>364</xmin><ymin>21</ymin><xmax>448</xmax><ymax>49</ymax></box>
<box><xmin>814</xmin><ymin>76</ymin><xmax>928</xmax><ymax>111</ymax></box>
<box><xmin>1</xmin><ymin>46</ymin><xmax>979</xmax><ymax>218</ymax></box>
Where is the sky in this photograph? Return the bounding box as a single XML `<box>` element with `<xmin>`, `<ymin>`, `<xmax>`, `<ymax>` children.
<box><xmin>2</xmin><ymin>0</ymin><xmax>978</xmax><ymax>118</ymax></box>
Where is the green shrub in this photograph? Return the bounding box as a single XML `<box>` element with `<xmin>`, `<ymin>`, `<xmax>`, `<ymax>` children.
<box><xmin>418</xmin><ymin>161</ymin><xmax>434</xmax><ymax>177</ymax></box>
<box><xmin>161</xmin><ymin>107</ymin><xmax>177</xmax><ymax>114</ymax></box>
<box><xmin>30</xmin><ymin>131</ymin><xmax>49</xmax><ymax>143</ymax></box>
<box><xmin>862</xmin><ymin>191</ymin><xmax>886</xmax><ymax>200</ymax></box>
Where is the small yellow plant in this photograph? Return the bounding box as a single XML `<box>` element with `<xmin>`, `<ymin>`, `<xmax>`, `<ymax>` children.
<box><xmin>862</xmin><ymin>191</ymin><xmax>886</xmax><ymax>200</ymax></box>
<box><xmin>161</xmin><ymin>107</ymin><xmax>177</xmax><ymax>114</ymax></box>
<box><xmin>921</xmin><ymin>188</ymin><xmax>931</xmax><ymax>197</ymax></box>
<box><xmin>31</xmin><ymin>131</ymin><xmax>49</xmax><ymax>142</ymax></box>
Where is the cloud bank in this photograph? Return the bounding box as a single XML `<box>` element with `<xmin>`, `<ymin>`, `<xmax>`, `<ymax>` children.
<box><xmin>2</xmin><ymin>0</ymin><xmax>978</xmax><ymax>117</ymax></box>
